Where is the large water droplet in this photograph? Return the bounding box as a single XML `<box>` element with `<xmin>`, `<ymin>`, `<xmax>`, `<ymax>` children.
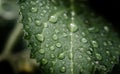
<box><xmin>41</xmin><ymin>58</ymin><xmax>48</xmax><ymax>65</ymax></box>
<box><xmin>92</xmin><ymin>41</ymin><xmax>98</xmax><ymax>47</ymax></box>
<box><xmin>36</xmin><ymin>34</ymin><xmax>44</xmax><ymax>42</ymax></box>
<box><xmin>49</xmin><ymin>15</ymin><xmax>57</xmax><ymax>23</ymax></box>
<box><xmin>52</xmin><ymin>34</ymin><xmax>58</xmax><ymax>40</ymax></box>
<box><xmin>39</xmin><ymin>49</ymin><xmax>45</xmax><ymax>54</ymax></box>
<box><xmin>51</xmin><ymin>54</ymin><xmax>55</xmax><ymax>59</ymax></box>
<box><xmin>81</xmin><ymin>38</ymin><xmax>87</xmax><ymax>43</ymax></box>
<box><xmin>68</xmin><ymin>23</ymin><xmax>78</xmax><ymax>33</ymax></box>
<box><xmin>95</xmin><ymin>53</ymin><xmax>102</xmax><ymax>60</ymax></box>
<box><xmin>35</xmin><ymin>20</ymin><xmax>41</xmax><ymax>26</ymax></box>
<box><xmin>60</xmin><ymin>66</ymin><xmax>66</xmax><ymax>73</ymax></box>
<box><xmin>31</xmin><ymin>7</ymin><xmax>38</xmax><ymax>13</ymax></box>
<box><xmin>58</xmin><ymin>53</ymin><xmax>65</xmax><ymax>60</ymax></box>
<box><xmin>56</xmin><ymin>43</ymin><xmax>62</xmax><ymax>48</ymax></box>
<box><xmin>50</xmin><ymin>46</ymin><xmax>55</xmax><ymax>51</ymax></box>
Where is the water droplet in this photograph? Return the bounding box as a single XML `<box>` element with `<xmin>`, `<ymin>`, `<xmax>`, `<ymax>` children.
<box><xmin>63</xmin><ymin>13</ymin><xmax>68</xmax><ymax>19</ymax></box>
<box><xmin>44</xmin><ymin>23</ymin><xmax>48</xmax><ymax>28</ymax></box>
<box><xmin>68</xmin><ymin>23</ymin><xmax>78</xmax><ymax>33</ymax></box>
<box><xmin>92</xmin><ymin>41</ymin><xmax>98</xmax><ymax>47</ymax></box>
<box><xmin>56</xmin><ymin>43</ymin><xmax>62</xmax><ymax>48</ymax></box>
<box><xmin>49</xmin><ymin>15</ymin><xmax>57</xmax><ymax>23</ymax></box>
<box><xmin>39</xmin><ymin>49</ymin><xmax>45</xmax><ymax>54</ymax></box>
<box><xmin>81</xmin><ymin>32</ymin><xmax>86</xmax><ymax>36</ymax></box>
<box><xmin>58</xmin><ymin>53</ymin><xmax>65</xmax><ymax>60</ymax></box>
<box><xmin>95</xmin><ymin>53</ymin><xmax>102</xmax><ymax>60</ymax></box>
<box><xmin>30</xmin><ymin>1</ymin><xmax>36</xmax><ymax>5</ymax></box>
<box><xmin>41</xmin><ymin>58</ymin><xmax>48</xmax><ymax>65</ymax></box>
<box><xmin>52</xmin><ymin>61</ymin><xmax>56</xmax><ymax>66</ymax></box>
<box><xmin>88</xmin><ymin>27</ymin><xmax>95</xmax><ymax>31</ymax></box>
<box><xmin>60</xmin><ymin>66</ymin><xmax>66</xmax><ymax>73</ymax></box>
<box><xmin>101</xmin><ymin>65</ymin><xmax>107</xmax><ymax>71</ymax></box>
<box><xmin>87</xmin><ymin>51</ymin><xmax>92</xmax><ymax>55</ymax></box>
<box><xmin>81</xmin><ymin>38</ymin><xmax>87</xmax><ymax>43</ymax></box>
<box><xmin>28</xmin><ymin>17</ymin><xmax>32</xmax><ymax>22</ymax></box>
<box><xmin>107</xmin><ymin>41</ymin><xmax>112</xmax><ymax>45</ymax></box>
<box><xmin>49</xmin><ymin>67</ymin><xmax>54</xmax><ymax>73</ymax></box>
<box><xmin>104</xmin><ymin>26</ymin><xmax>109</xmax><ymax>32</ymax></box>
<box><xmin>106</xmin><ymin>51</ymin><xmax>110</xmax><ymax>55</ymax></box>
<box><xmin>31</xmin><ymin>7</ymin><xmax>38</xmax><ymax>13</ymax></box>
<box><xmin>51</xmin><ymin>54</ymin><xmax>55</xmax><ymax>59</ymax></box>
<box><xmin>50</xmin><ymin>46</ymin><xmax>55</xmax><ymax>51</ymax></box>
<box><xmin>103</xmin><ymin>41</ymin><xmax>107</xmax><ymax>46</ymax></box>
<box><xmin>52</xmin><ymin>34</ymin><xmax>58</xmax><ymax>40</ymax></box>
<box><xmin>36</xmin><ymin>34</ymin><xmax>44</xmax><ymax>42</ymax></box>
<box><xmin>46</xmin><ymin>44</ymin><xmax>49</xmax><ymax>47</ymax></box>
<box><xmin>63</xmin><ymin>33</ymin><xmax>67</xmax><ymax>37</ymax></box>
<box><xmin>55</xmin><ymin>29</ymin><xmax>59</xmax><ymax>33</ymax></box>
<box><xmin>79</xmin><ymin>48</ymin><xmax>84</xmax><ymax>51</ymax></box>
<box><xmin>35</xmin><ymin>20</ymin><xmax>41</xmax><ymax>26</ymax></box>
<box><xmin>87</xmin><ymin>57</ymin><xmax>91</xmax><ymax>61</ymax></box>
<box><xmin>43</xmin><ymin>10</ymin><xmax>47</xmax><ymax>13</ymax></box>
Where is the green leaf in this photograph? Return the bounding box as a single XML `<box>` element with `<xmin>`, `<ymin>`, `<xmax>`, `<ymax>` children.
<box><xmin>20</xmin><ymin>0</ymin><xmax>120</xmax><ymax>74</ymax></box>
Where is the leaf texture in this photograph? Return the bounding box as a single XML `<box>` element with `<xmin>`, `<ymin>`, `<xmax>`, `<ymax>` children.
<box><xmin>20</xmin><ymin>0</ymin><xmax>120</xmax><ymax>74</ymax></box>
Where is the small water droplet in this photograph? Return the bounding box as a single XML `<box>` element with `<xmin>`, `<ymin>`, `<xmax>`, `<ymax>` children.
<box><xmin>55</xmin><ymin>29</ymin><xmax>59</xmax><ymax>33</ymax></box>
<box><xmin>41</xmin><ymin>58</ymin><xmax>48</xmax><ymax>65</ymax></box>
<box><xmin>79</xmin><ymin>48</ymin><xmax>84</xmax><ymax>51</ymax></box>
<box><xmin>56</xmin><ymin>43</ymin><xmax>62</xmax><ymax>48</ymax></box>
<box><xmin>92</xmin><ymin>41</ymin><xmax>98</xmax><ymax>47</ymax></box>
<box><xmin>46</xmin><ymin>44</ymin><xmax>49</xmax><ymax>47</ymax></box>
<box><xmin>68</xmin><ymin>23</ymin><xmax>78</xmax><ymax>33</ymax></box>
<box><xmin>60</xmin><ymin>66</ymin><xmax>66</xmax><ymax>73</ymax></box>
<box><xmin>101</xmin><ymin>65</ymin><xmax>107</xmax><ymax>71</ymax></box>
<box><xmin>36</xmin><ymin>34</ymin><xmax>44</xmax><ymax>42</ymax></box>
<box><xmin>52</xmin><ymin>34</ymin><xmax>58</xmax><ymax>40</ymax></box>
<box><xmin>52</xmin><ymin>61</ymin><xmax>56</xmax><ymax>66</ymax></box>
<box><xmin>50</xmin><ymin>46</ymin><xmax>55</xmax><ymax>51</ymax></box>
<box><xmin>49</xmin><ymin>15</ymin><xmax>57</xmax><ymax>23</ymax></box>
<box><xmin>49</xmin><ymin>67</ymin><xmax>54</xmax><ymax>73</ymax></box>
<box><xmin>63</xmin><ymin>13</ymin><xmax>68</xmax><ymax>19</ymax></box>
<box><xmin>63</xmin><ymin>33</ymin><xmax>67</xmax><ymax>37</ymax></box>
<box><xmin>87</xmin><ymin>51</ymin><xmax>92</xmax><ymax>55</ymax></box>
<box><xmin>28</xmin><ymin>17</ymin><xmax>32</xmax><ymax>22</ymax></box>
<box><xmin>51</xmin><ymin>54</ymin><xmax>55</xmax><ymax>59</ymax></box>
<box><xmin>44</xmin><ymin>23</ymin><xmax>48</xmax><ymax>28</ymax></box>
<box><xmin>106</xmin><ymin>51</ymin><xmax>110</xmax><ymax>55</ymax></box>
<box><xmin>31</xmin><ymin>7</ymin><xmax>38</xmax><ymax>13</ymax></box>
<box><xmin>87</xmin><ymin>57</ymin><xmax>91</xmax><ymax>61</ymax></box>
<box><xmin>35</xmin><ymin>20</ymin><xmax>41</xmax><ymax>26</ymax></box>
<box><xmin>104</xmin><ymin>26</ymin><xmax>109</xmax><ymax>32</ymax></box>
<box><xmin>107</xmin><ymin>41</ymin><xmax>112</xmax><ymax>45</ymax></box>
<box><xmin>39</xmin><ymin>49</ymin><xmax>45</xmax><ymax>54</ymax></box>
<box><xmin>81</xmin><ymin>38</ymin><xmax>87</xmax><ymax>43</ymax></box>
<box><xmin>30</xmin><ymin>1</ymin><xmax>36</xmax><ymax>5</ymax></box>
<box><xmin>58</xmin><ymin>53</ymin><xmax>65</xmax><ymax>60</ymax></box>
<box><xmin>95</xmin><ymin>53</ymin><xmax>102</xmax><ymax>60</ymax></box>
<box><xmin>81</xmin><ymin>32</ymin><xmax>86</xmax><ymax>36</ymax></box>
<box><xmin>43</xmin><ymin>10</ymin><xmax>47</xmax><ymax>13</ymax></box>
<box><xmin>88</xmin><ymin>27</ymin><xmax>95</xmax><ymax>31</ymax></box>
<box><xmin>103</xmin><ymin>41</ymin><xmax>107</xmax><ymax>46</ymax></box>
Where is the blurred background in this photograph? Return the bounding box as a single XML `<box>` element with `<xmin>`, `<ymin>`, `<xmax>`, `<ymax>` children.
<box><xmin>0</xmin><ymin>0</ymin><xmax>120</xmax><ymax>74</ymax></box>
